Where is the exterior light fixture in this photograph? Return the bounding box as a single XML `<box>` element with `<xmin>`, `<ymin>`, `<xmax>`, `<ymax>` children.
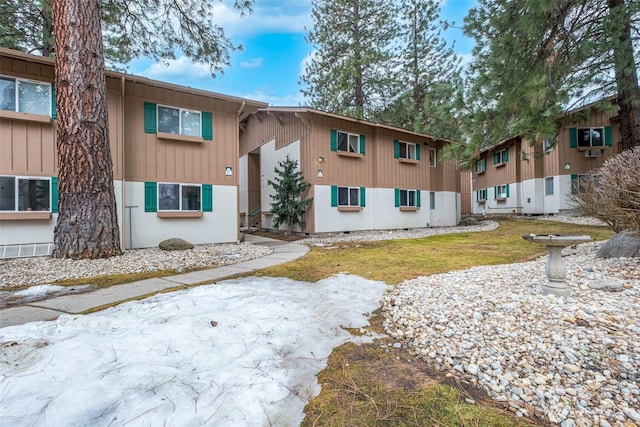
<box><xmin>564</xmin><ymin>163</ymin><xmax>571</xmax><ymax>170</ymax></box>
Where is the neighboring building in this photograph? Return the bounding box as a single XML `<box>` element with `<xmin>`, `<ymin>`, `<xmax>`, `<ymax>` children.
<box><xmin>239</xmin><ymin>107</ymin><xmax>461</xmax><ymax>233</ymax></box>
<box><xmin>470</xmin><ymin>100</ymin><xmax>621</xmax><ymax>215</ymax></box>
<box><xmin>0</xmin><ymin>48</ymin><xmax>266</xmax><ymax>256</ymax></box>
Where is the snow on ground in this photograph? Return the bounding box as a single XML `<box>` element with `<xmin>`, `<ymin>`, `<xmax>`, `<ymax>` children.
<box><xmin>0</xmin><ymin>274</ymin><xmax>389</xmax><ymax>426</ymax></box>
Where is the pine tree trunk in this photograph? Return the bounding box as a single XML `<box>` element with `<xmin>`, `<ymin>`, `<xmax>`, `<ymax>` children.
<box><xmin>52</xmin><ymin>0</ymin><xmax>122</xmax><ymax>259</ymax></box>
<box><xmin>608</xmin><ymin>0</ymin><xmax>640</xmax><ymax>151</ymax></box>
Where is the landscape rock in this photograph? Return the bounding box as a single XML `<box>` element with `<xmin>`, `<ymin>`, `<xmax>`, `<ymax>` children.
<box><xmin>596</xmin><ymin>230</ymin><xmax>640</xmax><ymax>258</ymax></box>
<box><xmin>159</xmin><ymin>238</ymin><xmax>195</xmax><ymax>251</ymax></box>
<box><xmin>588</xmin><ymin>278</ymin><xmax>624</xmax><ymax>292</ymax></box>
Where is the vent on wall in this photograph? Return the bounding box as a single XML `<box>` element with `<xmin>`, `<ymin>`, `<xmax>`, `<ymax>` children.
<box><xmin>585</xmin><ymin>149</ymin><xmax>602</xmax><ymax>158</ymax></box>
<box><xmin>0</xmin><ymin>242</ymin><xmax>53</xmax><ymax>259</ymax></box>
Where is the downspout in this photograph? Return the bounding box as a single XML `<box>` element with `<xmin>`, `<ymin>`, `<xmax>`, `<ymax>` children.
<box><xmin>236</xmin><ymin>101</ymin><xmax>246</xmax><ymax>242</ymax></box>
<box><xmin>120</xmin><ymin>75</ymin><xmax>126</xmax><ymax>250</ymax></box>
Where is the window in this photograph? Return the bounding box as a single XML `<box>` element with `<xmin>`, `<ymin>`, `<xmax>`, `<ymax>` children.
<box><xmin>475</xmin><ymin>159</ymin><xmax>486</xmax><ymax>173</ymax></box>
<box><xmin>0</xmin><ymin>75</ymin><xmax>52</xmax><ymax>117</ymax></box>
<box><xmin>0</xmin><ymin>176</ymin><xmax>52</xmax><ymax>212</ymax></box>
<box><xmin>158</xmin><ymin>183</ymin><xmax>201</xmax><ymax>211</ymax></box>
<box><xmin>577</xmin><ymin>127</ymin><xmax>604</xmax><ymax>147</ymax></box>
<box><xmin>395</xmin><ymin>189</ymin><xmax>419</xmax><ymax>207</ymax></box>
<box><xmin>158</xmin><ymin>105</ymin><xmax>201</xmax><ymax>137</ymax></box>
<box><xmin>493</xmin><ymin>149</ymin><xmax>509</xmax><ymax>165</ymax></box>
<box><xmin>338</xmin><ymin>131</ymin><xmax>361</xmax><ymax>153</ymax></box>
<box><xmin>571</xmin><ymin>174</ymin><xmax>600</xmax><ymax>194</ymax></box>
<box><xmin>338</xmin><ymin>186</ymin><xmax>360</xmax><ymax>206</ymax></box>
<box><xmin>495</xmin><ymin>184</ymin><xmax>508</xmax><ymax>199</ymax></box>
<box><xmin>476</xmin><ymin>189</ymin><xmax>487</xmax><ymax>201</ymax></box>
<box><xmin>393</xmin><ymin>140</ymin><xmax>420</xmax><ymax>161</ymax></box>
<box><xmin>429</xmin><ymin>149</ymin><xmax>437</xmax><ymax>167</ymax></box>
<box><xmin>545</xmin><ymin>177</ymin><xmax>554</xmax><ymax>195</ymax></box>
<box><xmin>430</xmin><ymin>191</ymin><xmax>436</xmax><ymax>209</ymax></box>
<box><xmin>543</xmin><ymin>138</ymin><xmax>555</xmax><ymax>152</ymax></box>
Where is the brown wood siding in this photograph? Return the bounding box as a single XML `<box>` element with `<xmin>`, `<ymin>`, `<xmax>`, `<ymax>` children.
<box><xmin>123</xmin><ymin>81</ymin><xmax>240</xmax><ymax>185</ymax></box>
<box><xmin>484</xmin><ymin>141</ymin><xmax>519</xmax><ymax>187</ymax></box>
<box><xmin>0</xmin><ymin>118</ymin><xmax>57</xmax><ymax>177</ymax></box>
<box><xmin>460</xmin><ymin>170</ymin><xmax>472</xmax><ymax>214</ymax></box>
<box><xmin>0</xmin><ymin>56</ymin><xmax>55</xmax><ymax>81</ymax></box>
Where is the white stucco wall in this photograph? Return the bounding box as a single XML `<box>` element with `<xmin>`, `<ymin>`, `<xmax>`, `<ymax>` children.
<box><xmin>558</xmin><ymin>174</ymin><xmax>578</xmax><ymax>212</ymax></box>
<box><xmin>238</xmin><ymin>155</ymin><xmax>249</xmax><ymax>217</ymax></box>
<box><xmin>521</xmin><ymin>178</ymin><xmax>544</xmax><ymax>215</ymax></box>
<box><xmin>125</xmin><ymin>181</ymin><xmax>238</xmax><ymax>249</ymax></box>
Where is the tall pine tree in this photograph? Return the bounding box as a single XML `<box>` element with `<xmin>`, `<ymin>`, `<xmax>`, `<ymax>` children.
<box><xmin>267</xmin><ymin>156</ymin><xmax>313</xmax><ymax>234</ymax></box>
<box><xmin>462</xmin><ymin>0</ymin><xmax>640</xmax><ymax>152</ymax></box>
<box><xmin>301</xmin><ymin>0</ymin><xmax>397</xmax><ymax>120</ymax></box>
<box><xmin>378</xmin><ymin>0</ymin><xmax>462</xmax><ymax>138</ymax></box>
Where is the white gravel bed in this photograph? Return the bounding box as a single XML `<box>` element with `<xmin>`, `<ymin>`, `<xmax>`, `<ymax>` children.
<box><xmin>526</xmin><ymin>214</ymin><xmax>608</xmax><ymax>227</ymax></box>
<box><xmin>301</xmin><ymin>220</ymin><xmax>500</xmax><ymax>245</ymax></box>
<box><xmin>382</xmin><ymin>242</ymin><xmax>640</xmax><ymax>426</ymax></box>
<box><xmin>0</xmin><ymin>243</ymin><xmax>271</xmax><ymax>290</ymax></box>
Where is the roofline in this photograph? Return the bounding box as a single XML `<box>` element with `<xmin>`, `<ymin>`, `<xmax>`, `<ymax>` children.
<box><xmin>0</xmin><ymin>48</ymin><xmax>268</xmax><ymax>108</ymax></box>
<box><xmin>261</xmin><ymin>106</ymin><xmax>457</xmax><ymax>144</ymax></box>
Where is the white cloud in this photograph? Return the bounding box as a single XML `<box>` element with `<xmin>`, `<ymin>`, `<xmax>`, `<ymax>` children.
<box><xmin>241</xmin><ymin>57</ymin><xmax>264</xmax><ymax>68</ymax></box>
<box><xmin>211</xmin><ymin>1</ymin><xmax>312</xmax><ymax>38</ymax></box>
<box><xmin>142</xmin><ymin>56</ymin><xmax>215</xmax><ymax>81</ymax></box>
<box><xmin>242</xmin><ymin>87</ymin><xmax>307</xmax><ymax>107</ymax></box>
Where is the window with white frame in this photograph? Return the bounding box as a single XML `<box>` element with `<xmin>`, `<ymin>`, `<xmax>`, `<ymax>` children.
<box><xmin>157</xmin><ymin>105</ymin><xmax>202</xmax><ymax>137</ymax></box>
<box><xmin>475</xmin><ymin>158</ymin><xmax>486</xmax><ymax>173</ymax></box>
<box><xmin>398</xmin><ymin>141</ymin><xmax>417</xmax><ymax>160</ymax></box>
<box><xmin>577</xmin><ymin>127</ymin><xmax>604</xmax><ymax>147</ymax></box>
<box><xmin>495</xmin><ymin>184</ymin><xmax>508</xmax><ymax>199</ymax></box>
<box><xmin>399</xmin><ymin>189</ymin><xmax>417</xmax><ymax>207</ymax></box>
<box><xmin>429</xmin><ymin>148</ymin><xmax>437</xmax><ymax>167</ymax></box>
<box><xmin>337</xmin><ymin>131</ymin><xmax>360</xmax><ymax>153</ymax></box>
<box><xmin>493</xmin><ymin>149</ymin><xmax>508</xmax><ymax>165</ymax></box>
<box><xmin>543</xmin><ymin>138</ymin><xmax>555</xmax><ymax>152</ymax></box>
<box><xmin>430</xmin><ymin>191</ymin><xmax>436</xmax><ymax>209</ymax></box>
<box><xmin>545</xmin><ymin>177</ymin><xmax>554</xmax><ymax>195</ymax></box>
<box><xmin>0</xmin><ymin>176</ymin><xmax>51</xmax><ymax>211</ymax></box>
<box><xmin>0</xmin><ymin>75</ymin><xmax>52</xmax><ymax>116</ymax></box>
<box><xmin>158</xmin><ymin>183</ymin><xmax>201</xmax><ymax>211</ymax></box>
<box><xmin>476</xmin><ymin>188</ymin><xmax>487</xmax><ymax>201</ymax></box>
<box><xmin>338</xmin><ymin>186</ymin><xmax>360</xmax><ymax>206</ymax></box>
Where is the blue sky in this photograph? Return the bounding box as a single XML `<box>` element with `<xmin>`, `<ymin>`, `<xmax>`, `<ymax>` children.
<box><xmin>128</xmin><ymin>0</ymin><xmax>477</xmax><ymax>106</ymax></box>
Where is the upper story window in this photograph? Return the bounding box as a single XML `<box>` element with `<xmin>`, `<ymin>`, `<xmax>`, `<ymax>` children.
<box><xmin>0</xmin><ymin>176</ymin><xmax>52</xmax><ymax>212</ymax></box>
<box><xmin>0</xmin><ymin>75</ymin><xmax>53</xmax><ymax>117</ymax></box>
<box><xmin>429</xmin><ymin>148</ymin><xmax>437</xmax><ymax>167</ymax></box>
<box><xmin>158</xmin><ymin>183</ymin><xmax>201</xmax><ymax>211</ymax></box>
<box><xmin>158</xmin><ymin>105</ymin><xmax>201</xmax><ymax>137</ymax></box>
<box><xmin>475</xmin><ymin>158</ymin><xmax>486</xmax><ymax>173</ymax></box>
<box><xmin>330</xmin><ymin>129</ymin><xmax>366</xmax><ymax>155</ymax></box>
<box><xmin>143</xmin><ymin>102</ymin><xmax>213</xmax><ymax>140</ymax></box>
<box><xmin>543</xmin><ymin>138</ymin><xmax>555</xmax><ymax>152</ymax></box>
<box><xmin>393</xmin><ymin>140</ymin><xmax>421</xmax><ymax>161</ymax></box>
<box><xmin>577</xmin><ymin>127</ymin><xmax>604</xmax><ymax>147</ymax></box>
<box><xmin>338</xmin><ymin>131</ymin><xmax>360</xmax><ymax>153</ymax></box>
<box><xmin>493</xmin><ymin>148</ymin><xmax>509</xmax><ymax>165</ymax></box>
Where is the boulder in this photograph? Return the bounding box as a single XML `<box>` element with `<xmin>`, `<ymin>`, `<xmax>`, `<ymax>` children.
<box><xmin>596</xmin><ymin>230</ymin><xmax>640</xmax><ymax>258</ymax></box>
<box><xmin>159</xmin><ymin>238</ymin><xmax>194</xmax><ymax>251</ymax></box>
<box><xmin>460</xmin><ymin>217</ymin><xmax>479</xmax><ymax>226</ymax></box>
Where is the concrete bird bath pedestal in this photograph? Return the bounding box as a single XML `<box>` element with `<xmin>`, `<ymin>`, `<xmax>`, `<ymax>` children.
<box><xmin>523</xmin><ymin>234</ymin><xmax>591</xmax><ymax>297</ymax></box>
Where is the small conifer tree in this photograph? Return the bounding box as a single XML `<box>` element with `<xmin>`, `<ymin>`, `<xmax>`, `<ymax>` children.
<box><xmin>267</xmin><ymin>155</ymin><xmax>313</xmax><ymax>234</ymax></box>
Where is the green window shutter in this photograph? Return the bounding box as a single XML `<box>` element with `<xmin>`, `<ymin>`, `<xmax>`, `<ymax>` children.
<box><xmin>330</xmin><ymin>129</ymin><xmax>337</xmax><ymax>152</ymax></box>
<box><xmin>415</xmin><ymin>144</ymin><xmax>421</xmax><ymax>160</ymax></box>
<box><xmin>569</xmin><ymin>128</ymin><xmax>577</xmax><ymax>148</ymax></box>
<box><xmin>571</xmin><ymin>174</ymin><xmax>579</xmax><ymax>194</ymax></box>
<box><xmin>50</xmin><ymin>83</ymin><xmax>57</xmax><ymax>119</ymax></box>
<box><xmin>394</xmin><ymin>140</ymin><xmax>400</xmax><ymax>158</ymax></box>
<box><xmin>492</xmin><ymin>153</ymin><xmax>497</xmax><ymax>165</ymax></box>
<box><xmin>494</xmin><ymin>186</ymin><xmax>497</xmax><ymax>198</ymax></box>
<box><xmin>503</xmin><ymin>149</ymin><xmax>509</xmax><ymax>162</ymax></box>
<box><xmin>604</xmin><ymin>126</ymin><xmax>612</xmax><ymax>147</ymax></box>
<box><xmin>416</xmin><ymin>190</ymin><xmax>421</xmax><ymax>207</ymax></box>
<box><xmin>359</xmin><ymin>134</ymin><xmax>366</xmax><ymax>154</ymax></box>
<box><xmin>506</xmin><ymin>184</ymin><xmax>510</xmax><ymax>197</ymax></box>
<box><xmin>202</xmin><ymin>112</ymin><xmax>213</xmax><ymax>141</ymax></box>
<box><xmin>144</xmin><ymin>102</ymin><xmax>157</xmax><ymax>134</ymax></box>
<box><xmin>360</xmin><ymin>187</ymin><xmax>366</xmax><ymax>207</ymax></box>
<box><xmin>51</xmin><ymin>177</ymin><xmax>58</xmax><ymax>213</ymax></box>
<box><xmin>202</xmin><ymin>184</ymin><xmax>213</xmax><ymax>212</ymax></box>
<box><xmin>144</xmin><ymin>182</ymin><xmax>158</xmax><ymax>212</ymax></box>
<box><xmin>394</xmin><ymin>188</ymin><xmax>400</xmax><ymax>207</ymax></box>
<box><xmin>331</xmin><ymin>185</ymin><xmax>338</xmax><ymax>207</ymax></box>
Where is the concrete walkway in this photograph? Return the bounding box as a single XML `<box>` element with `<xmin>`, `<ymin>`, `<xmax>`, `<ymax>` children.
<box><xmin>0</xmin><ymin>234</ymin><xmax>309</xmax><ymax>329</ymax></box>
